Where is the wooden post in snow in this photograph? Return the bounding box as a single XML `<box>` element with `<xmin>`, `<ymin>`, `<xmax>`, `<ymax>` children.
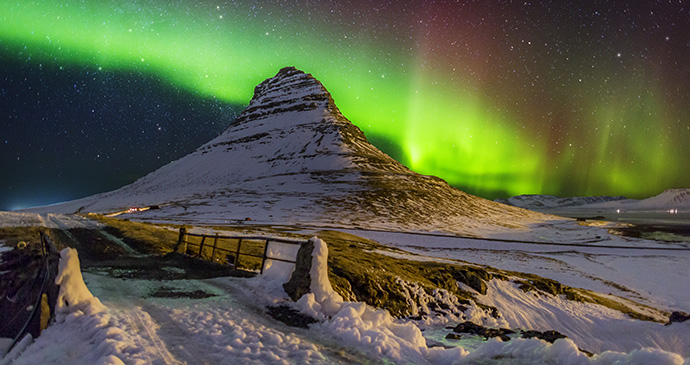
<box><xmin>211</xmin><ymin>234</ymin><xmax>219</xmax><ymax>262</ymax></box>
<box><xmin>198</xmin><ymin>236</ymin><xmax>206</xmax><ymax>258</ymax></box>
<box><xmin>234</xmin><ymin>239</ymin><xmax>242</xmax><ymax>268</ymax></box>
<box><xmin>260</xmin><ymin>239</ymin><xmax>271</xmax><ymax>274</ymax></box>
<box><xmin>174</xmin><ymin>227</ymin><xmax>187</xmax><ymax>254</ymax></box>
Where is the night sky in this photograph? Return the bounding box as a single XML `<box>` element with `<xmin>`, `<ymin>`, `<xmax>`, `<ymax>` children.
<box><xmin>1</xmin><ymin>1</ymin><xmax>689</xmax><ymax>211</ymax></box>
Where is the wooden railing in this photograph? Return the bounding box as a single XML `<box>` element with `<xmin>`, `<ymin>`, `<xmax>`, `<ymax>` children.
<box><xmin>174</xmin><ymin>228</ymin><xmax>306</xmax><ymax>274</ymax></box>
<box><xmin>1</xmin><ymin>232</ymin><xmax>60</xmax><ymax>355</ymax></box>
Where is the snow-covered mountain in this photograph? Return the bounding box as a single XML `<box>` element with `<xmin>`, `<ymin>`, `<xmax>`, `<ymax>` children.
<box><xmin>495</xmin><ymin>194</ymin><xmax>627</xmax><ymax>210</ymax></box>
<box><xmin>28</xmin><ymin>67</ymin><xmax>545</xmax><ymax>234</ymax></box>
<box><xmin>620</xmin><ymin>188</ymin><xmax>690</xmax><ymax>210</ymax></box>
<box><xmin>497</xmin><ymin>189</ymin><xmax>690</xmax><ymax>212</ymax></box>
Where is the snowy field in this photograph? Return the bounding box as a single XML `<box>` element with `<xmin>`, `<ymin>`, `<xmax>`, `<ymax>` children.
<box><xmin>1</xmin><ymin>212</ymin><xmax>689</xmax><ymax>363</ymax></box>
<box><xmin>345</xmin><ymin>229</ymin><xmax>690</xmax><ymax>313</ymax></box>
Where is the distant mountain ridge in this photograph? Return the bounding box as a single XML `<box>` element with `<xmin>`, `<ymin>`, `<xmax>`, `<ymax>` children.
<box><xmin>497</xmin><ymin>188</ymin><xmax>690</xmax><ymax>211</ymax></box>
<box><xmin>495</xmin><ymin>195</ymin><xmax>627</xmax><ymax>210</ymax></box>
<box><xmin>26</xmin><ymin>67</ymin><xmax>547</xmax><ymax>235</ymax></box>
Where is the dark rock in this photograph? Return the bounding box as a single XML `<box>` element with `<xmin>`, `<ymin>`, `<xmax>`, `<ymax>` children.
<box><xmin>452</xmin><ymin>269</ymin><xmax>488</xmax><ymax>295</ymax></box>
<box><xmin>453</xmin><ymin>321</ymin><xmax>484</xmax><ymax>334</ymax></box>
<box><xmin>283</xmin><ymin>239</ymin><xmax>315</xmax><ymax>301</ymax></box>
<box><xmin>521</xmin><ymin>329</ymin><xmax>567</xmax><ymax>343</ymax></box>
<box><xmin>453</xmin><ymin>321</ymin><xmax>514</xmax><ymax>341</ymax></box>
<box><xmin>667</xmin><ymin>311</ymin><xmax>690</xmax><ymax>325</ymax></box>
<box><xmin>266</xmin><ymin>305</ymin><xmax>317</xmax><ymax>328</ymax></box>
<box><xmin>445</xmin><ymin>333</ymin><xmax>462</xmax><ymax>340</ymax></box>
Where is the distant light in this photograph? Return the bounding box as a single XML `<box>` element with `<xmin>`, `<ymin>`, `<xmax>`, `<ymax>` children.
<box><xmin>616</xmin><ymin>209</ymin><xmax>620</xmax><ymax>214</ymax></box>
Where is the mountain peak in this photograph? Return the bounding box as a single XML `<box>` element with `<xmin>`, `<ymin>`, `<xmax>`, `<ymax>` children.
<box><xmin>234</xmin><ymin>67</ymin><xmax>340</xmax><ymax>126</ymax></box>
<box><xmin>28</xmin><ymin>66</ymin><xmax>547</xmax><ymax>237</ymax></box>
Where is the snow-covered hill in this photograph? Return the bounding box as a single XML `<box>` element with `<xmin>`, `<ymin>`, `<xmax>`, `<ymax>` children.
<box><xmin>27</xmin><ymin>67</ymin><xmax>548</xmax><ymax>236</ymax></box>
<box><xmin>495</xmin><ymin>194</ymin><xmax>627</xmax><ymax>210</ymax></box>
<box><xmin>498</xmin><ymin>189</ymin><xmax>690</xmax><ymax>213</ymax></box>
<box><xmin>611</xmin><ymin>188</ymin><xmax>690</xmax><ymax>210</ymax></box>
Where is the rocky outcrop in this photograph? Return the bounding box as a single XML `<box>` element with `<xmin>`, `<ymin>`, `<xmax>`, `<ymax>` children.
<box><xmin>667</xmin><ymin>311</ymin><xmax>690</xmax><ymax>325</ymax></box>
<box><xmin>283</xmin><ymin>239</ymin><xmax>315</xmax><ymax>301</ymax></box>
<box><xmin>447</xmin><ymin>321</ymin><xmax>567</xmax><ymax>345</ymax></box>
<box><xmin>450</xmin><ymin>321</ymin><xmax>514</xmax><ymax>342</ymax></box>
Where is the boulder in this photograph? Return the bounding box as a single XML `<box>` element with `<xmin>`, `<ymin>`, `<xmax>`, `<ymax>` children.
<box><xmin>453</xmin><ymin>321</ymin><xmax>514</xmax><ymax>341</ymax></box>
<box><xmin>521</xmin><ymin>329</ymin><xmax>567</xmax><ymax>343</ymax></box>
<box><xmin>283</xmin><ymin>239</ymin><xmax>315</xmax><ymax>301</ymax></box>
<box><xmin>667</xmin><ymin>311</ymin><xmax>690</xmax><ymax>325</ymax></box>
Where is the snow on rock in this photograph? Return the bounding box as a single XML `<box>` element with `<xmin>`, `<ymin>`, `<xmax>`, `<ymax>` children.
<box><xmin>291</xmin><ymin>238</ymin><xmax>689</xmax><ymax>363</ymax></box>
<box><xmin>477</xmin><ymin>279</ymin><xmax>690</xmax><ymax>357</ymax></box>
<box><xmin>8</xmin><ymin>248</ymin><xmax>148</xmax><ymax>365</ymax></box>
<box><xmin>393</xmin><ymin>277</ymin><xmax>506</xmax><ymax>328</ymax></box>
<box><xmin>55</xmin><ymin>248</ymin><xmax>106</xmax><ymax>315</ymax></box>
<box><xmin>305</xmin><ymin>237</ymin><xmax>344</xmax><ymax>316</ymax></box>
<box><xmin>296</xmin><ymin>237</ymin><xmax>428</xmax><ymax>362</ymax></box>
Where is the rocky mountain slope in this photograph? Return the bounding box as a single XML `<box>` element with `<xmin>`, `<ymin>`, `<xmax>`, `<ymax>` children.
<box><xmin>28</xmin><ymin>67</ymin><xmax>548</xmax><ymax>235</ymax></box>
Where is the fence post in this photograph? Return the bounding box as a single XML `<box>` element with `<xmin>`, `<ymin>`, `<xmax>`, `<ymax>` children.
<box><xmin>234</xmin><ymin>239</ymin><xmax>242</xmax><ymax>268</ymax></box>
<box><xmin>174</xmin><ymin>227</ymin><xmax>187</xmax><ymax>254</ymax></box>
<box><xmin>211</xmin><ymin>234</ymin><xmax>219</xmax><ymax>262</ymax></box>
<box><xmin>198</xmin><ymin>236</ymin><xmax>206</xmax><ymax>258</ymax></box>
<box><xmin>260</xmin><ymin>239</ymin><xmax>271</xmax><ymax>274</ymax></box>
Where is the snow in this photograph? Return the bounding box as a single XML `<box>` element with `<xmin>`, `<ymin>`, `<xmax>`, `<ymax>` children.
<box><xmin>350</xmin><ymin>228</ymin><xmax>690</xmax><ymax>313</ymax></box>
<box><xmin>7</xmin><ymin>248</ymin><xmax>142</xmax><ymax>364</ymax></box>
<box><xmin>478</xmin><ymin>279</ymin><xmax>690</xmax><ymax>356</ymax></box>
<box><xmin>21</xmin><ymin>69</ymin><xmax>563</xmax><ymax>241</ymax></box>
<box><xmin>498</xmin><ymin>189</ymin><xmax>690</xmax><ymax>212</ymax></box>
<box><xmin>427</xmin><ymin>337</ymin><xmax>686</xmax><ymax>365</ymax></box>
<box><xmin>4</xmin><ymin>235</ymin><xmax>689</xmax><ymax>364</ymax></box>
<box><xmin>55</xmin><ymin>248</ymin><xmax>106</xmax><ymax>316</ymax></box>
<box><xmin>294</xmin><ymin>237</ymin><xmax>429</xmax><ymax>362</ymax></box>
<box><xmin>496</xmin><ymin>194</ymin><xmax>627</xmax><ymax>210</ymax></box>
<box><xmin>2</xmin><ymin>66</ymin><xmax>688</xmax><ymax>362</ymax></box>
<box><xmin>262</xmin><ymin>242</ymin><xmax>300</xmax><ymax>283</ymax></box>
<box><xmin>291</xmin><ymin>237</ymin><xmax>689</xmax><ymax>363</ymax></box>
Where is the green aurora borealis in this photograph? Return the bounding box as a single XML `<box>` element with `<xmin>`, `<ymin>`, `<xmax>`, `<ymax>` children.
<box><xmin>1</xmin><ymin>1</ymin><xmax>689</xmax><ymax>201</ymax></box>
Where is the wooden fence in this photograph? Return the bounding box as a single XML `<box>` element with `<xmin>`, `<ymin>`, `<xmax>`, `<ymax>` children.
<box><xmin>174</xmin><ymin>228</ymin><xmax>307</xmax><ymax>274</ymax></box>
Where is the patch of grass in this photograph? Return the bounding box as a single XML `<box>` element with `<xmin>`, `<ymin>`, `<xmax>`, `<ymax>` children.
<box><xmin>0</xmin><ymin>226</ymin><xmax>48</xmax><ymax>248</ymax></box>
<box><xmin>316</xmin><ymin>230</ymin><xmax>483</xmax><ymax>317</ymax></box>
<box><xmin>90</xmin><ymin>215</ymin><xmax>179</xmax><ymax>254</ymax></box>
<box><xmin>184</xmin><ymin>235</ymin><xmax>265</xmax><ymax>271</ymax></box>
<box><xmin>79</xmin><ymin>220</ymin><xmax>665</xmax><ymax>322</ymax></box>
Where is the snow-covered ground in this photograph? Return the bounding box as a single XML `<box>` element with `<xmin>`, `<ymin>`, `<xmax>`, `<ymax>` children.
<box><xmin>345</xmin><ymin>229</ymin><xmax>690</xmax><ymax>313</ymax></box>
<box><xmin>1</xmin><ymin>212</ymin><xmax>689</xmax><ymax>363</ymax></box>
<box><xmin>4</xmin><ymin>237</ymin><xmax>688</xmax><ymax>364</ymax></box>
